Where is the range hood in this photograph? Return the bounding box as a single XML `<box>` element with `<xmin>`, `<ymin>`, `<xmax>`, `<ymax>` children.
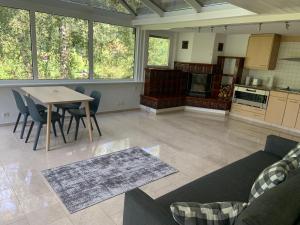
<box><xmin>281</xmin><ymin>58</ymin><xmax>300</xmax><ymax>62</ymax></box>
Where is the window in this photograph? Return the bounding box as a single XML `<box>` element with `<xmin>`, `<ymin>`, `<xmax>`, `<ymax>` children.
<box><xmin>36</xmin><ymin>12</ymin><xmax>89</xmax><ymax>79</ymax></box>
<box><xmin>93</xmin><ymin>23</ymin><xmax>135</xmax><ymax>79</ymax></box>
<box><xmin>0</xmin><ymin>6</ymin><xmax>32</xmax><ymax>80</ymax></box>
<box><xmin>147</xmin><ymin>36</ymin><xmax>170</xmax><ymax>66</ymax></box>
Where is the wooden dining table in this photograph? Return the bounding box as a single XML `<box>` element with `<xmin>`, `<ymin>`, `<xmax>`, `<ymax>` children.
<box><xmin>21</xmin><ymin>86</ymin><xmax>94</xmax><ymax>151</ymax></box>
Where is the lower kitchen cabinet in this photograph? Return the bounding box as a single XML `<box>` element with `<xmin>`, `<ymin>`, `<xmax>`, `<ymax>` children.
<box><xmin>265</xmin><ymin>92</ymin><xmax>288</xmax><ymax>125</ymax></box>
<box><xmin>282</xmin><ymin>98</ymin><xmax>300</xmax><ymax>128</ymax></box>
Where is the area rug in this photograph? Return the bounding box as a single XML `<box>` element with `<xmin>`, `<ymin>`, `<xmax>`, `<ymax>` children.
<box><xmin>42</xmin><ymin>147</ymin><xmax>178</xmax><ymax>213</ymax></box>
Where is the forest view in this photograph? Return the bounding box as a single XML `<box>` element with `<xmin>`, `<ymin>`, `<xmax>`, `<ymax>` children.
<box><xmin>0</xmin><ymin>6</ymin><xmax>136</xmax><ymax>80</ymax></box>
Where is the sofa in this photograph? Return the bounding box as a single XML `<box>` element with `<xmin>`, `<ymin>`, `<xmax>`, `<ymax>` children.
<box><xmin>123</xmin><ymin>135</ymin><xmax>300</xmax><ymax>225</ymax></box>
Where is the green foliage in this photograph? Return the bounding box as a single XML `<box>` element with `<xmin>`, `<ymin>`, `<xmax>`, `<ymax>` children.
<box><xmin>148</xmin><ymin>37</ymin><xmax>170</xmax><ymax>66</ymax></box>
<box><xmin>0</xmin><ymin>6</ymin><xmax>32</xmax><ymax>80</ymax></box>
<box><xmin>0</xmin><ymin>6</ymin><xmax>136</xmax><ymax>80</ymax></box>
<box><xmin>36</xmin><ymin>12</ymin><xmax>89</xmax><ymax>79</ymax></box>
<box><xmin>93</xmin><ymin>23</ymin><xmax>135</xmax><ymax>79</ymax></box>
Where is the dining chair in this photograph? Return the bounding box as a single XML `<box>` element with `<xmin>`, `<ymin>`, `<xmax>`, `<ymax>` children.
<box><xmin>67</xmin><ymin>90</ymin><xmax>102</xmax><ymax>140</ymax></box>
<box><xmin>55</xmin><ymin>86</ymin><xmax>85</xmax><ymax>127</ymax></box>
<box><xmin>12</xmin><ymin>90</ymin><xmax>47</xmax><ymax>139</ymax></box>
<box><xmin>24</xmin><ymin>96</ymin><xmax>66</xmax><ymax>150</ymax></box>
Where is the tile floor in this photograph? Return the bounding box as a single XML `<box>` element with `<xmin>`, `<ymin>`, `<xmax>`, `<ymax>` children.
<box><xmin>0</xmin><ymin>110</ymin><xmax>299</xmax><ymax>225</ymax></box>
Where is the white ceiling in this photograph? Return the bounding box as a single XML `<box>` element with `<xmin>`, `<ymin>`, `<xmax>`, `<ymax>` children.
<box><xmin>172</xmin><ymin>21</ymin><xmax>300</xmax><ymax>35</ymax></box>
<box><xmin>226</xmin><ymin>0</ymin><xmax>300</xmax><ymax>14</ymax></box>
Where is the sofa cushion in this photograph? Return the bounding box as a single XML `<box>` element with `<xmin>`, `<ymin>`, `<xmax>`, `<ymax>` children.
<box><xmin>283</xmin><ymin>145</ymin><xmax>300</xmax><ymax>166</ymax></box>
<box><xmin>248</xmin><ymin>157</ymin><xmax>299</xmax><ymax>203</ymax></box>
<box><xmin>170</xmin><ymin>201</ymin><xmax>247</xmax><ymax>225</ymax></box>
<box><xmin>235</xmin><ymin>172</ymin><xmax>300</xmax><ymax>225</ymax></box>
<box><xmin>156</xmin><ymin>151</ymin><xmax>280</xmax><ymax>211</ymax></box>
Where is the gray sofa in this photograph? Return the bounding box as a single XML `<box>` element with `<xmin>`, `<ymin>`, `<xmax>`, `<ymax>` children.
<box><xmin>123</xmin><ymin>135</ymin><xmax>300</xmax><ymax>225</ymax></box>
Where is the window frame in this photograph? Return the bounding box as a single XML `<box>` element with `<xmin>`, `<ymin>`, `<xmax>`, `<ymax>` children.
<box><xmin>0</xmin><ymin>1</ymin><xmax>138</xmax><ymax>84</ymax></box>
<box><xmin>146</xmin><ymin>33</ymin><xmax>172</xmax><ymax>68</ymax></box>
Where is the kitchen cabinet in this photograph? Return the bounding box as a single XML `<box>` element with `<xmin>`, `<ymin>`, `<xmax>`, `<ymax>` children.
<box><xmin>231</xmin><ymin>103</ymin><xmax>266</xmax><ymax>121</ymax></box>
<box><xmin>245</xmin><ymin>34</ymin><xmax>281</xmax><ymax>70</ymax></box>
<box><xmin>265</xmin><ymin>91</ymin><xmax>288</xmax><ymax>125</ymax></box>
<box><xmin>284</xmin><ymin>94</ymin><xmax>300</xmax><ymax>128</ymax></box>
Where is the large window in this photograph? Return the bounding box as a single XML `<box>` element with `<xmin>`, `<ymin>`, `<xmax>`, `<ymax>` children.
<box><xmin>36</xmin><ymin>12</ymin><xmax>89</xmax><ymax>79</ymax></box>
<box><xmin>0</xmin><ymin>6</ymin><xmax>32</xmax><ymax>80</ymax></box>
<box><xmin>147</xmin><ymin>36</ymin><xmax>170</xmax><ymax>66</ymax></box>
<box><xmin>93</xmin><ymin>23</ymin><xmax>135</xmax><ymax>79</ymax></box>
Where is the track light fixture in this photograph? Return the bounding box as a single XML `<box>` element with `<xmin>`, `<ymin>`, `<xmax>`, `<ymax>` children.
<box><xmin>285</xmin><ymin>21</ymin><xmax>290</xmax><ymax>31</ymax></box>
<box><xmin>224</xmin><ymin>25</ymin><xmax>228</xmax><ymax>32</ymax></box>
<box><xmin>258</xmin><ymin>23</ymin><xmax>262</xmax><ymax>32</ymax></box>
<box><xmin>210</xmin><ymin>26</ymin><xmax>214</xmax><ymax>33</ymax></box>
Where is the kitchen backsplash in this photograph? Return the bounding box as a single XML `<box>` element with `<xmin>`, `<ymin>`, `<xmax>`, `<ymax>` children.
<box><xmin>247</xmin><ymin>42</ymin><xmax>300</xmax><ymax>89</ymax></box>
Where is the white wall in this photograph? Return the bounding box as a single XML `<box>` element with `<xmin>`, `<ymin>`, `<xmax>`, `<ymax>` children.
<box><xmin>175</xmin><ymin>32</ymin><xmax>195</xmax><ymax>62</ymax></box>
<box><xmin>223</xmin><ymin>34</ymin><xmax>250</xmax><ymax>57</ymax></box>
<box><xmin>175</xmin><ymin>32</ymin><xmax>228</xmax><ymax>64</ymax></box>
<box><xmin>0</xmin><ymin>83</ymin><xmax>143</xmax><ymax>125</ymax></box>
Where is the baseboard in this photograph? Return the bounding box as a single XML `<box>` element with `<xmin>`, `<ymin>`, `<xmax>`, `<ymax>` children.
<box><xmin>140</xmin><ymin>105</ymin><xmax>229</xmax><ymax>116</ymax></box>
<box><xmin>230</xmin><ymin>113</ymin><xmax>300</xmax><ymax>136</ymax></box>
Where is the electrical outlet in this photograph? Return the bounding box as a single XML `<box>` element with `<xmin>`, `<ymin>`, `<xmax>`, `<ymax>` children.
<box><xmin>3</xmin><ymin>112</ymin><xmax>10</xmax><ymax>117</ymax></box>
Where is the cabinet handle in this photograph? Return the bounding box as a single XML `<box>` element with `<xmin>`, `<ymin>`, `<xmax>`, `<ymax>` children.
<box><xmin>289</xmin><ymin>100</ymin><xmax>300</xmax><ymax>103</ymax></box>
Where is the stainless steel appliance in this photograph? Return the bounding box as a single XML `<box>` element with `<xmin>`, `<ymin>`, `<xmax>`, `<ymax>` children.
<box><xmin>233</xmin><ymin>86</ymin><xmax>269</xmax><ymax>109</ymax></box>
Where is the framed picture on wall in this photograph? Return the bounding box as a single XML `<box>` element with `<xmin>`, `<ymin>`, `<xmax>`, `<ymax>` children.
<box><xmin>182</xmin><ymin>41</ymin><xmax>189</xmax><ymax>49</ymax></box>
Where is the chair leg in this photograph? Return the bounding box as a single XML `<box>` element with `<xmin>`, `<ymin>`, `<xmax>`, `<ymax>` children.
<box><xmin>52</xmin><ymin>121</ymin><xmax>57</xmax><ymax>137</ymax></box>
<box><xmin>93</xmin><ymin>115</ymin><xmax>102</xmax><ymax>136</ymax></box>
<box><xmin>33</xmin><ymin>123</ymin><xmax>42</xmax><ymax>151</ymax></box>
<box><xmin>74</xmin><ymin>117</ymin><xmax>80</xmax><ymax>141</ymax></box>
<box><xmin>25</xmin><ymin>121</ymin><xmax>34</xmax><ymax>143</ymax></box>
<box><xmin>20</xmin><ymin>113</ymin><xmax>29</xmax><ymax>139</ymax></box>
<box><xmin>81</xmin><ymin>117</ymin><xmax>86</xmax><ymax>128</ymax></box>
<box><xmin>57</xmin><ymin>120</ymin><xmax>67</xmax><ymax>144</ymax></box>
<box><xmin>61</xmin><ymin>109</ymin><xmax>66</xmax><ymax>128</ymax></box>
<box><xmin>13</xmin><ymin>112</ymin><xmax>21</xmax><ymax>133</ymax></box>
<box><xmin>67</xmin><ymin>116</ymin><xmax>73</xmax><ymax>134</ymax></box>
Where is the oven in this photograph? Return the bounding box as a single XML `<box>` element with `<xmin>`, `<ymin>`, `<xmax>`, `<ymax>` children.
<box><xmin>233</xmin><ymin>86</ymin><xmax>269</xmax><ymax>109</ymax></box>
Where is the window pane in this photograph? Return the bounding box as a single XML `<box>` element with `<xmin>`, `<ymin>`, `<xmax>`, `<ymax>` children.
<box><xmin>93</xmin><ymin>23</ymin><xmax>135</xmax><ymax>79</ymax></box>
<box><xmin>0</xmin><ymin>6</ymin><xmax>32</xmax><ymax>80</ymax></box>
<box><xmin>148</xmin><ymin>36</ymin><xmax>170</xmax><ymax>66</ymax></box>
<box><xmin>36</xmin><ymin>12</ymin><xmax>88</xmax><ymax>79</ymax></box>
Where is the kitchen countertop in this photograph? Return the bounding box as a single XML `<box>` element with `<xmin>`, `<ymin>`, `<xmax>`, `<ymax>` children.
<box><xmin>235</xmin><ymin>84</ymin><xmax>300</xmax><ymax>94</ymax></box>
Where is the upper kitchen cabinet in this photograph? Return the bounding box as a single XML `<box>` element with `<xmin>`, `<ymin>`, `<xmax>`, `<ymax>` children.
<box><xmin>245</xmin><ymin>34</ymin><xmax>281</xmax><ymax>70</ymax></box>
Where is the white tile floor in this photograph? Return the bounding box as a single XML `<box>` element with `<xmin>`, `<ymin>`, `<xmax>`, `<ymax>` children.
<box><xmin>0</xmin><ymin>110</ymin><xmax>299</xmax><ymax>225</ymax></box>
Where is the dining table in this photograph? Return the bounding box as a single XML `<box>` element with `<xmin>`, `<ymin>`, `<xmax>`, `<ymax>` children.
<box><xmin>21</xmin><ymin>86</ymin><xmax>94</xmax><ymax>151</ymax></box>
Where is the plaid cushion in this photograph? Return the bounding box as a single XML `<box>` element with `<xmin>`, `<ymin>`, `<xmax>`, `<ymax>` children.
<box><xmin>170</xmin><ymin>202</ymin><xmax>247</xmax><ymax>225</ymax></box>
<box><xmin>249</xmin><ymin>157</ymin><xmax>299</xmax><ymax>203</ymax></box>
<box><xmin>283</xmin><ymin>144</ymin><xmax>300</xmax><ymax>165</ymax></box>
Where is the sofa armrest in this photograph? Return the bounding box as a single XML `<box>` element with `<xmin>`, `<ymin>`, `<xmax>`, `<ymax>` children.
<box><xmin>264</xmin><ymin>135</ymin><xmax>298</xmax><ymax>158</ymax></box>
<box><xmin>123</xmin><ymin>189</ymin><xmax>175</xmax><ymax>225</ymax></box>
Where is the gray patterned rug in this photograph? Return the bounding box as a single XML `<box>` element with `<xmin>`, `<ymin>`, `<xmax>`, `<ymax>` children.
<box><xmin>42</xmin><ymin>147</ymin><xmax>178</xmax><ymax>213</ymax></box>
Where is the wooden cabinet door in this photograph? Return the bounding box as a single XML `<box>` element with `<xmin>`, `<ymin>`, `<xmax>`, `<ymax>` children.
<box><xmin>265</xmin><ymin>96</ymin><xmax>287</xmax><ymax>125</ymax></box>
<box><xmin>245</xmin><ymin>34</ymin><xmax>281</xmax><ymax>70</ymax></box>
<box><xmin>282</xmin><ymin>99</ymin><xmax>300</xmax><ymax>128</ymax></box>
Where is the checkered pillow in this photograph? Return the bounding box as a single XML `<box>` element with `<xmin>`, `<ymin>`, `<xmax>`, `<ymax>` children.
<box><xmin>249</xmin><ymin>157</ymin><xmax>299</xmax><ymax>203</ymax></box>
<box><xmin>170</xmin><ymin>201</ymin><xmax>247</xmax><ymax>225</ymax></box>
<box><xmin>283</xmin><ymin>144</ymin><xmax>300</xmax><ymax>165</ymax></box>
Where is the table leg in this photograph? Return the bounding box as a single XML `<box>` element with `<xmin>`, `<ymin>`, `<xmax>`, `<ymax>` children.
<box><xmin>84</xmin><ymin>101</ymin><xmax>93</xmax><ymax>142</ymax></box>
<box><xmin>46</xmin><ymin>104</ymin><xmax>52</xmax><ymax>151</ymax></box>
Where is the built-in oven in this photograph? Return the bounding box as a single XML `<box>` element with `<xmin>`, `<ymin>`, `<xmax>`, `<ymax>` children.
<box><xmin>233</xmin><ymin>86</ymin><xmax>269</xmax><ymax>109</ymax></box>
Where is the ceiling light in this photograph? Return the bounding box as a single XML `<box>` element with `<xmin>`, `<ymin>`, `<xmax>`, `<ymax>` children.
<box><xmin>210</xmin><ymin>26</ymin><xmax>214</xmax><ymax>33</ymax></box>
<box><xmin>224</xmin><ymin>25</ymin><xmax>228</xmax><ymax>32</ymax></box>
<box><xmin>258</xmin><ymin>23</ymin><xmax>262</xmax><ymax>32</ymax></box>
<box><xmin>285</xmin><ymin>21</ymin><xmax>290</xmax><ymax>31</ymax></box>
